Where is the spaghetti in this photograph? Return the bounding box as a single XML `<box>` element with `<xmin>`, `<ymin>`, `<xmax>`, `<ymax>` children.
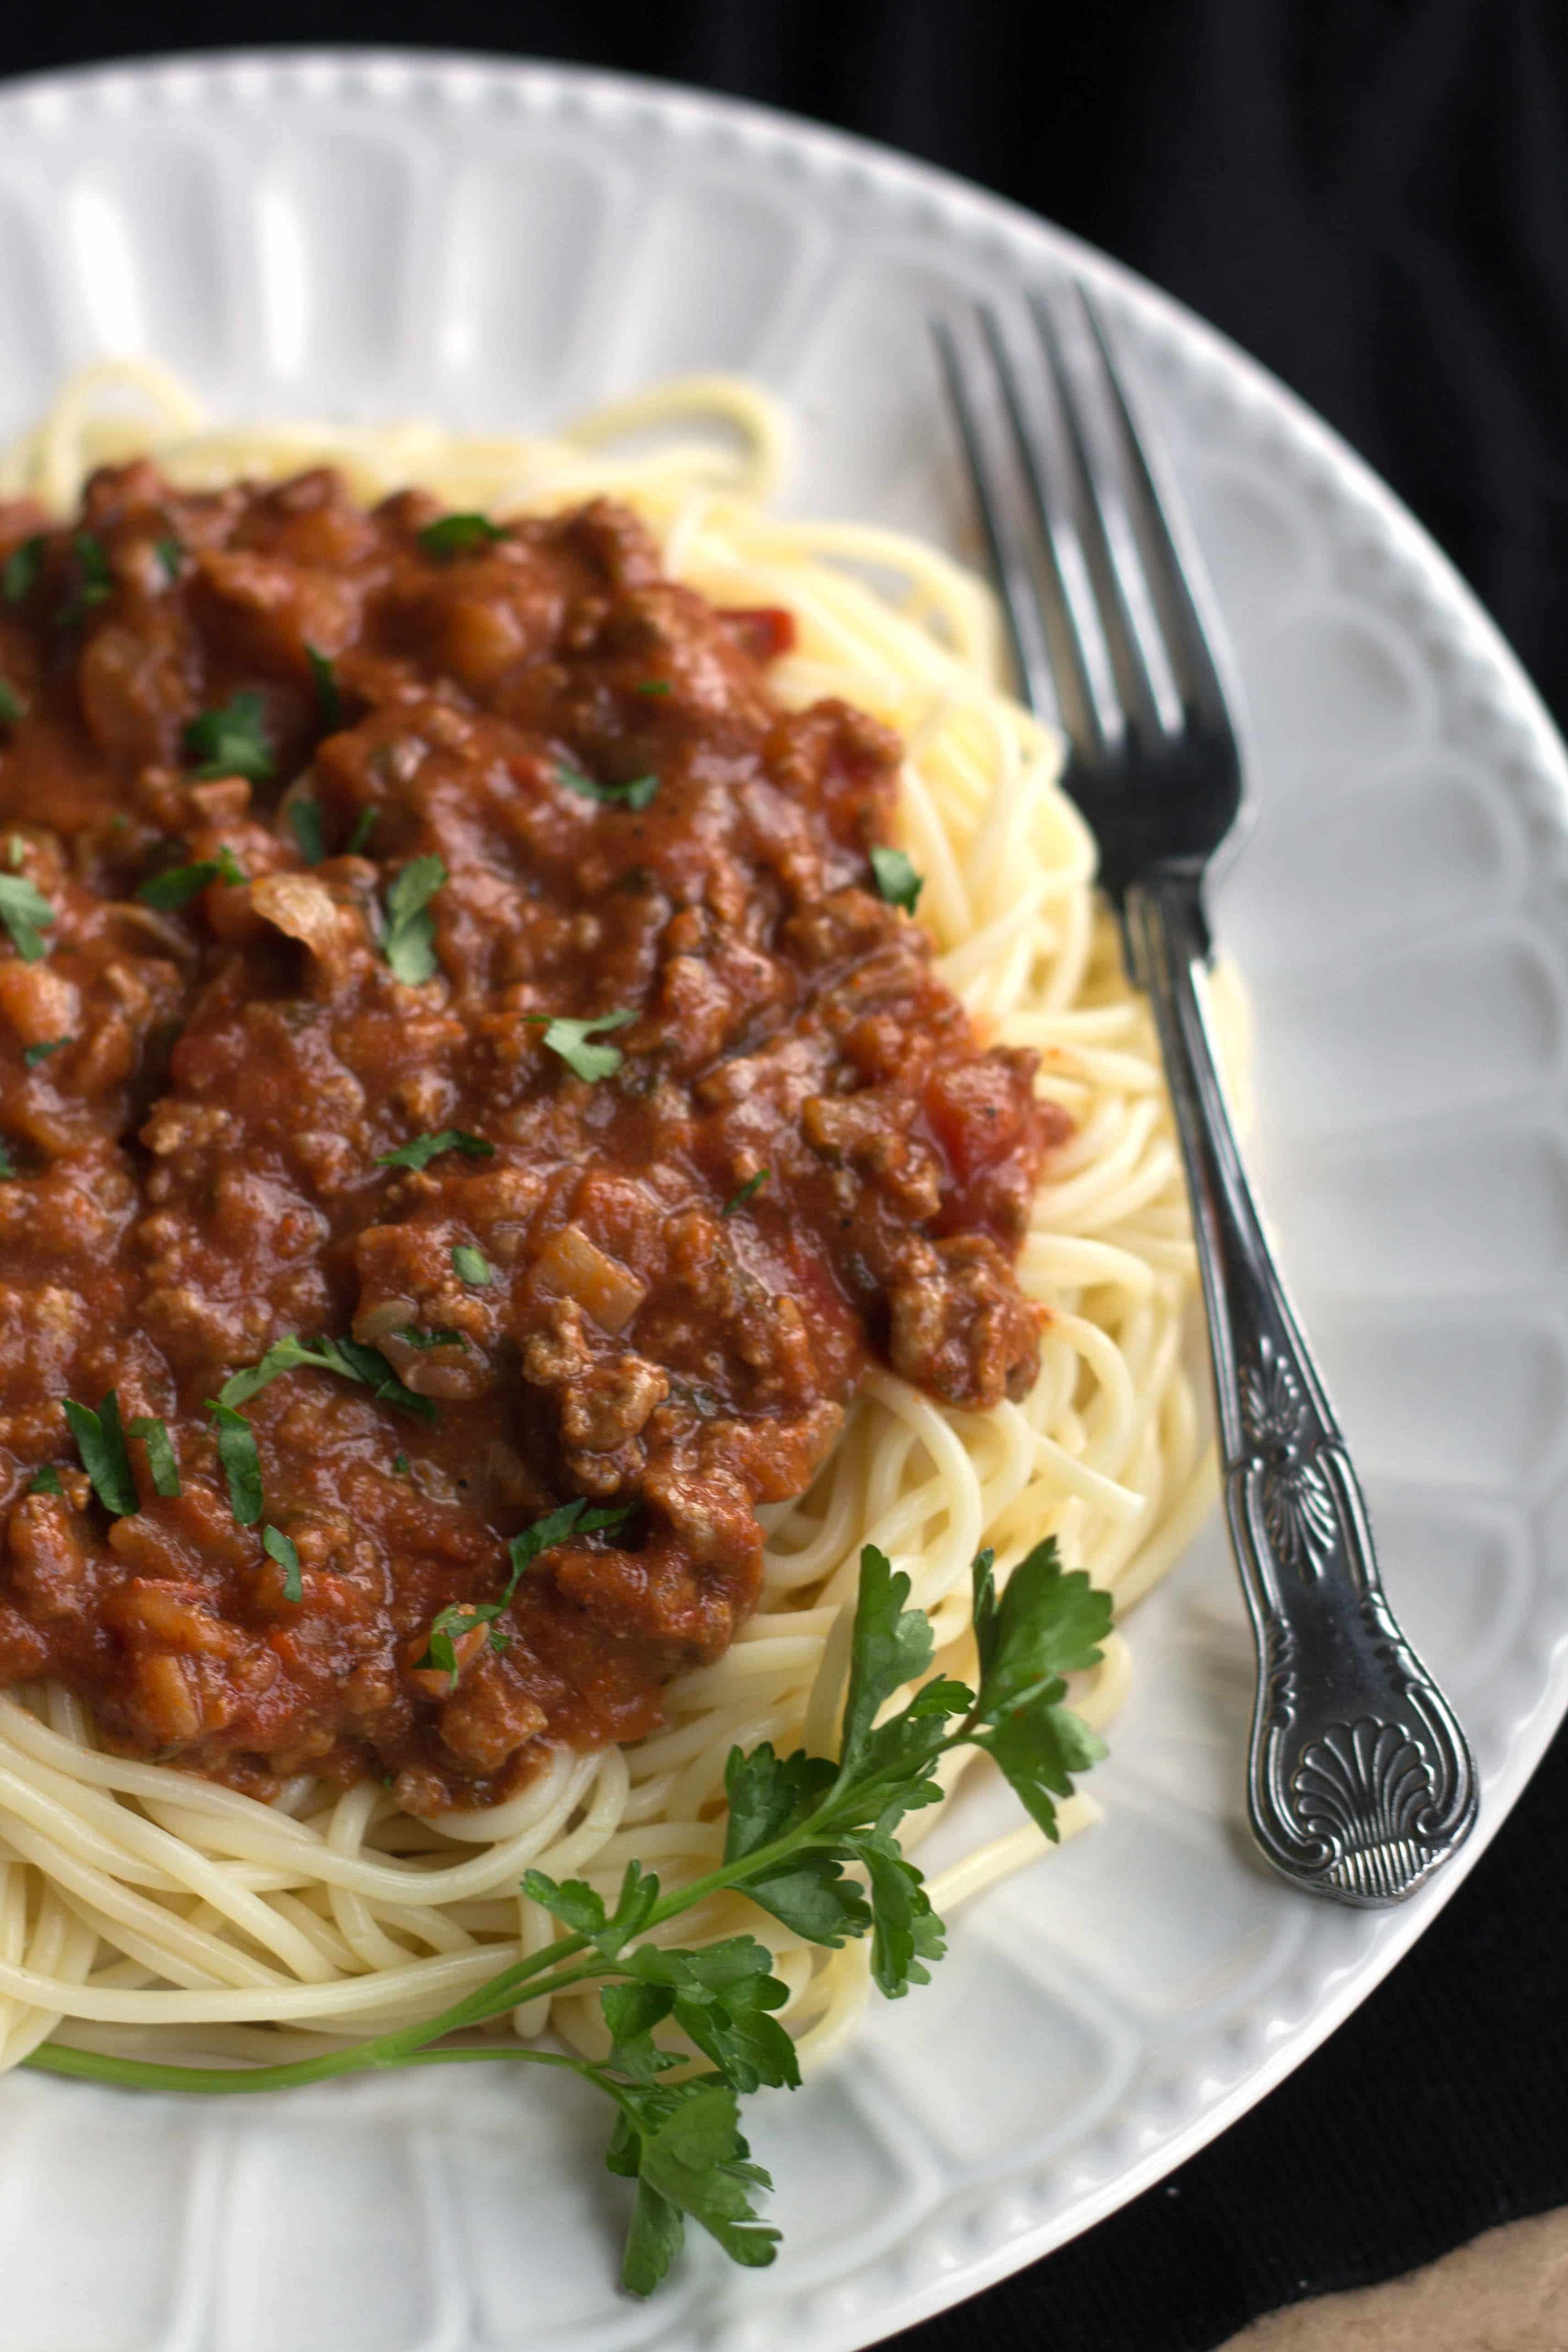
<box><xmin>0</xmin><ymin>361</ymin><xmax>1235</xmax><ymax>2078</ymax></box>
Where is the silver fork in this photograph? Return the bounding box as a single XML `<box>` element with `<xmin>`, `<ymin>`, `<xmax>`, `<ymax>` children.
<box><xmin>934</xmin><ymin>290</ymin><xmax>1477</xmax><ymax>1906</ymax></box>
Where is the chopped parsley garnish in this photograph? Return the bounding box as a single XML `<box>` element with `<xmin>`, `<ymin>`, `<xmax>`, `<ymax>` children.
<box><xmin>451</xmin><ymin>1243</ymin><xmax>492</xmax><ymax>1287</ymax></box>
<box><xmin>346</xmin><ymin>807</ymin><xmax>378</xmax><ymax>856</ymax></box>
<box><xmin>63</xmin><ymin>1391</ymin><xmax>138</xmax><ymax>1517</ymax></box>
<box><xmin>395</xmin><ymin>1326</ymin><xmax>467</xmax><ymax>1352</ymax></box>
<box><xmin>23</xmin><ymin>1036</ymin><xmax>69</xmax><ymax>1068</ymax></box>
<box><xmin>7</xmin><ymin>835</ymin><xmax>22</xmax><ymax>869</ymax></box>
<box><xmin>56</xmin><ymin>532</ymin><xmax>114</xmax><ymax>628</ymax></box>
<box><xmin>0</xmin><ymin>680</ymin><xmax>24</xmax><ymax>727</ymax></box>
<box><xmin>2</xmin><ymin>535</ymin><xmax>45</xmax><ymax>605</ymax></box>
<box><xmin>0</xmin><ymin>1145</ymin><xmax>15</xmax><ymax>1180</ymax></box>
<box><xmin>217</xmin><ymin>1332</ymin><xmax>437</xmax><ymax>1423</ymax></box>
<box><xmin>869</xmin><ymin>844</ymin><xmax>923</xmax><ymax>916</ymax></box>
<box><xmin>183</xmin><ymin>689</ymin><xmax>275</xmax><ymax>783</ymax></box>
<box><xmin>558</xmin><ymin>764</ymin><xmax>659</xmax><ymax>812</ymax></box>
<box><xmin>392</xmin><ymin>1452</ymin><xmax>409</xmax><ymax>1477</ymax></box>
<box><xmin>139</xmin><ymin>845</ymin><xmax>245</xmax><ymax>910</ymax></box>
<box><xmin>206</xmin><ymin>1401</ymin><xmax>264</xmax><ymax>1526</ymax></box>
<box><xmin>24</xmin><ymin>1538</ymin><xmax>1114</xmax><ymax>2300</ymax></box>
<box><xmin>28</xmin><ymin>1466</ymin><xmax>62</xmax><ymax>1496</ymax></box>
<box><xmin>416</xmin><ymin>1498</ymin><xmax>635</xmax><ymax>1687</ymax></box>
<box><xmin>263</xmin><ymin>1525</ymin><xmax>302</xmax><ymax>1603</ymax></box>
<box><xmin>528</xmin><ymin>1008</ymin><xmax>636</xmax><ymax>1083</ymax></box>
<box><xmin>128</xmin><ymin>1416</ymin><xmax>181</xmax><ymax>1499</ymax></box>
<box><xmin>0</xmin><ymin>874</ymin><xmax>56</xmax><ymax>962</ymax></box>
<box><xmin>374</xmin><ymin>1127</ymin><xmax>493</xmax><ymax>1172</ymax></box>
<box><xmin>720</xmin><ymin>1170</ymin><xmax>770</xmax><ymax>1217</ymax></box>
<box><xmin>155</xmin><ymin>536</ymin><xmax>183</xmax><ymax>583</ymax></box>
<box><xmin>288</xmin><ymin>797</ymin><xmax>326</xmax><ymax>866</ymax></box>
<box><xmin>635</xmin><ymin>679</ymin><xmax>672</xmax><ymax>696</ymax></box>
<box><xmin>306</xmin><ymin>644</ymin><xmax>342</xmax><ymax>732</ymax></box>
<box><xmin>380</xmin><ymin>853</ymin><xmax>446</xmax><ymax>984</ymax></box>
<box><xmin>417</xmin><ymin>512</ymin><xmax>506</xmax><ymax>560</ymax></box>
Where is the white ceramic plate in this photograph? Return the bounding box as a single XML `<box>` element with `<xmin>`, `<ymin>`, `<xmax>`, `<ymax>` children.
<box><xmin>0</xmin><ymin>48</ymin><xmax>1564</xmax><ymax>2352</ymax></box>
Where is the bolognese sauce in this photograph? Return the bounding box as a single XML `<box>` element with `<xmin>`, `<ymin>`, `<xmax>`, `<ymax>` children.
<box><xmin>0</xmin><ymin>466</ymin><xmax>1064</xmax><ymax>1809</ymax></box>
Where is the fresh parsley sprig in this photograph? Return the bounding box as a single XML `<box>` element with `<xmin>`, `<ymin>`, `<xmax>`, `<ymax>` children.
<box><xmin>139</xmin><ymin>845</ymin><xmax>246</xmax><ymax>910</ymax></box>
<box><xmin>184</xmin><ymin>690</ymin><xmax>274</xmax><ymax>783</ymax></box>
<box><xmin>380</xmin><ymin>853</ymin><xmax>446</xmax><ymax>984</ymax></box>
<box><xmin>527</xmin><ymin>1008</ymin><xmax>636</xmax><ymax>1082</ymax></box>
<box><xmin>24</xmin><ymin>1537</ymin><xmax>1110</xmax><ymax>2299</ymax></box>
<box><xmin>418</xmin><ymin>512</ymin><xmax>506</xmax><ymax>560</ymax></box>
<box><xmin>0</xmin><ymin>873</ymin><xmax>56</xmax><ymax>962</ymax></box>
<box><xmin>306</xmin><ymin>644</ymin><xmax>342</xmax><ymax>732</ymax></box>
<box><xmin>217</xmin><ymin>1331</ymin><xmax>438</xmax><ymax>1423</ymax></box>
<box><xmin>558</xmin><ymin>763</ymin><xmax>659</xmax><ymax>812</ymax></box>
<box><xmin>869</xmin><ymin>843</ymin><xmax>923</xmax><ymax>915</ymax></box>
<box><xmin>415</xmin><ymin>1496</ymin><xmax>635</xmax><ymax>1686</ymax></box>
<box><xmin>56</xmin><ymin>532</ymin><xmax>113</xmax><ymax>629</ymax></box>
<box><xmin>375</xmin><ymin>1128</ymin><xmax>493</xmax><ymax>1172</ymax></box>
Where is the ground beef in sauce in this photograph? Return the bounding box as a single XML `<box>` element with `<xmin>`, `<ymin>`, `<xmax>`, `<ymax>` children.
<box><xmin>0</xmin><ymin>466</ymin><xmax>1067</xmax><ymax>1810</ymax></box>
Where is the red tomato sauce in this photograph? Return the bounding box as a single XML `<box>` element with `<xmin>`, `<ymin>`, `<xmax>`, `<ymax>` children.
<box><xmin>0</xmin><ymin>467</ymin><xmax>1065</xmax><ymax>1810</ymax></box>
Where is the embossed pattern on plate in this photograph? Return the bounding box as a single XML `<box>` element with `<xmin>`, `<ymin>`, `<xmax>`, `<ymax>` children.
<box><xmin>0</xmin><ymin>48</ymin><xmax>1563</xmax><ymax>2352</ymax></box>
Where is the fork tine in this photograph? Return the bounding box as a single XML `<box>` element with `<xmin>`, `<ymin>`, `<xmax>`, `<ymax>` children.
<box><xmin>930</xmin><ymin>316</ymin><xmax>1060</xmax><ymax>728</ymax></box>
<box><xmin>1073</xmin><ymin>284</ymin><xmax>1238</xmax><ymax>742</ymax></box>
<box><xmin>1028</xmin><ymin>288</ymin><xmax>1185</xmax><ymax>745</ymax></box>
<box><xmin>975</xmin><ymin>306</ymin><xmax>1125</xmax><ymax>765</ymax></box>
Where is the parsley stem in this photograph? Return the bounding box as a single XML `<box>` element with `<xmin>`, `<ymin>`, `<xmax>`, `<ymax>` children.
<box><xmin>25</xmin><ymin>2037</ymin><xmax>599</xmax><ymax>2097</ymax></box>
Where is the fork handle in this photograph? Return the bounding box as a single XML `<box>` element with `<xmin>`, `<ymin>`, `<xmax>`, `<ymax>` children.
<box><xmin>1123</xmin><ymin>867</ymin><xmax>1477</xmax><ymax>1904</ymax></box>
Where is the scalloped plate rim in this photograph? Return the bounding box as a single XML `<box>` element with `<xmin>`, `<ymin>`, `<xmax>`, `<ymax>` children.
<box><xmin>0</xmin><ymin>45</ymin><xmax>1560</xmax><ymax>2352</ymax></box>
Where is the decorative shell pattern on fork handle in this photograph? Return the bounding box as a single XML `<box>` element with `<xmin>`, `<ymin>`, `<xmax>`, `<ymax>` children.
<box><xmin>1126</xmin><ymin>870</ymin><xmax>1478</xmax><ymax>1904</ymax></box>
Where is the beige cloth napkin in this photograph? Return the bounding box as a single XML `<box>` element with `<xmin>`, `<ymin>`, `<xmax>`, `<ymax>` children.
<box><xmin>1220</xmin><ymin>2208</ymin><xmax>1568</xmax><ymax>2350</ymax></box>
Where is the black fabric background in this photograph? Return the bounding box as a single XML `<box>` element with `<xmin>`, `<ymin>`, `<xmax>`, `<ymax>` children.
<box><xmin>2</xmin><ymin>6</ymin><xmax>1566</xmax><ymax>2347</ymax></box>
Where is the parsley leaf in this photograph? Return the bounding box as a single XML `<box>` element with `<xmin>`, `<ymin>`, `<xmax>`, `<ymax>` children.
<box><xmin>183</xmin><ymin>690</ymin><xmax>275</xmax><ymax>783</ymax></box>
<box><xmin>415</xmin><ymin>1498</ymin><xmax>635</xmax><ymax>1685</ymax></box>
<box><xmin>0</xmin><ymin>680</ymin><xmax>24</xmax><ymax>727</ymax></box>
<box><xmin>346</xmin><ymin>807</ymin><xmax>378</xmax><ymax>856</ymax></box>
<box><xmin>836</xmin><ymin>1543</ymin><xmax>936</xmax><ymax>1778</ymax></box>
<box><xmin>418</xmin><ymin>513</ymin><xmax>506</xmax><ymax>559</ymax></box>
<box><xmin>23</xmin><ymin>1036</ymin><xmax>69</xmax><ymax>1068</ymax></box>
<box><xmin>558</xmin><ymin>764</ymin><xmax>660</xmax><ymax>812</ymax></box>
<box><xmin>263</xmin><ymin>1524</ymin><xmax>303</xmax><ymax>1603</ymax></box>
<box><xmin>635</xmin><ymin>678</ymin><xmax>672</xmax><ymax>696</ymax></box>
<box><xmin>0</xmin><ymin>874</ymin><xmax>56</xmax><ymax>962</ymax></box>
<box><xmin>970</xmin><ymin>1700</ymin><xmax>1107</xmax><ymax>1843</ymax></box>
<box><xmin>217</xmin><ymin>1332</ymin><xmax>437</xmax><ymax>1423</ymax></box>
<box><xmin>28</xmin><ymin>1465</ymin><xmax>62</xmax><ymax>1496</ymax></box>
<box><xmin>720</xmin><ymin>1169</ymin><xmax>769</xmax><ymax>1217</ymax></box>
<box><xmin>970</xmin><ymin>1536</ymin><xmax>1111</xmax><ymax>1716</ymax></box>
<box><xmin>451</xmin><ymin>1243</ymin><xmax>492</xmax><ymax>1286</ymax></box>
<box><xmin>528</xmin><ymin>1008</ymin><xmax>636</xmax><ymax>1082</ymax></box>
<box><xmin>287</xmin><ymin>797</ymin><xmax>326</xmax><ymax>866</ymax></box>
<box><xmin>63</xmin><ymin>1392</ymin><xmax>138</xmax><ymax>1517</ymax></box>
<box><xmin>206</xmin><ymin>1401</ymin><xmax>263</xmax><ymax>1527</ymax></box>
<box><xmin>374</xmin><ymin>1128</ymin><xmax>493</xmax><ymax>1172</ymax></box>
<box><xmin>380</xmin><ymin>853</ymin><xmax>446</xmax><ymax>984</ymax></box>
<box><xmin>127</xmin><ymin>1417</ymin><xmax>181</xmax><ymax>1499</ymax></box>
<box><xmin>615</xmin><ymin>2081</ymin><xmax>779</xmax><ymax>2293</ymax></box>
<box><xmin>0</xmin><ymin>1145</ymin><xmax>15</xmax><ymax>1180</ymax></box>
<box><xmin>155</xmin><ymin>536</ymin><xmax>183</xmax><ymax>583</ymax></box>
<box><xmin>2</xmin><ymin>535</ymin><xmax>45</xmax><ymax>605</ymax></box>
<box><xmin>306</xmin><ymin>644</ymin><xmax>342</xmax><ymax>732</ymax></box>
<box><xmin>869</xmin><ymin>844</ymin><xmax>923</xmax><ymax>915</ymax></box>
<box><xmin>56</xmin><ymin>532</ymin><xmax>113</xmax><ymax>628</ymax></box>
<box><xmin>138</xmin><ymin>845</ymin><xmax>245</xmax><ymax>910</ymax></box>
<box><xmin>395</xmin><ymin>1325</ymin><xmax>467</xmax><ymax>1351</ymax></box>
